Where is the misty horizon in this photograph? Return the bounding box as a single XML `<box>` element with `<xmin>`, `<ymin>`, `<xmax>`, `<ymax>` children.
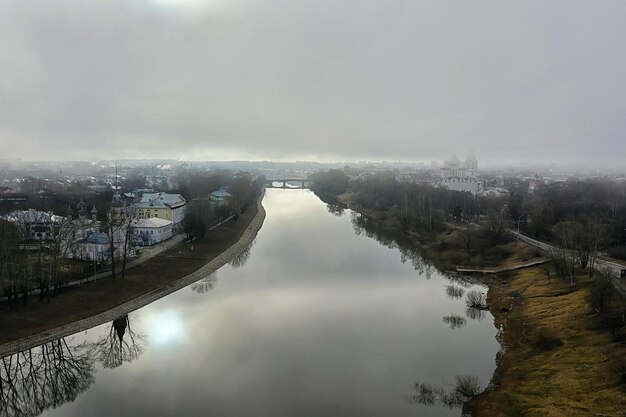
<box><xmin>1</xmin><ymin>1</ymin><xmax>625</xmax><ymax>164</ymax></box>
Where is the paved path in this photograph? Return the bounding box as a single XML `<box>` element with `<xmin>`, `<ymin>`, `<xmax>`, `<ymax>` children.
<box><xmin>509</xmin><ymin>230</ymin><xmax>626</xmax><ymax>297</ymax></box>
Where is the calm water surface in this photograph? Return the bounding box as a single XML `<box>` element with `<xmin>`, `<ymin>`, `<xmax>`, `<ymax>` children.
<box><xmin>1</xmin><ymin>190</ymin><xmax>499</xmax><ymax>417</ymax></box>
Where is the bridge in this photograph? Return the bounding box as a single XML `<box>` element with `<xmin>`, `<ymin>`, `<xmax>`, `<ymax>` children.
<box><xmin>266</xmin><ymin>179</ymin><xmax>314</xmax><ymax>189</ymax></box>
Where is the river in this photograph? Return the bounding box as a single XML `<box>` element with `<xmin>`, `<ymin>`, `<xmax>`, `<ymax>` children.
<box><xmin>0</xmin><ymin>189</ymin><xmax>499</xmax><ymax>417</ymax></box>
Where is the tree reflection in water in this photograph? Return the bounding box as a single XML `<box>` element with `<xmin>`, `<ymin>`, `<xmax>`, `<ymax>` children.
<box><xmin>442</xmin><ymin>314</ymin><xmax>467</xmax><ymax>330</ymax></box>
<box><xmin>91</xmin><ymin>315</ymin><xmax>145</xmax><ymax>369</ymax></box>
<box><xmin>350</xmin><ymin>212</ymin><xmax>433</xmax><ymax>278</ymax></box>
<box><xmin>412</xmin><ymin>375</ymin><xmax>481</xmax><ymax>409</ymax></box>
<box><xmin>228</xmin><ymin>240</ymin><xmax>255</xmax><ymax>269</ymax></box>
<box><xmin>0</xmin><ymin>338</ymin><xmax>95</xmax><ymax>417</ymax></box>
<box><xmin>326</xmin><ymin>203</ymin><xmax>345</xmax><ymax>216</ymax></box>
<box><xmin>445</xmin><ymin>285</ymin><xmax>465</xmax><ymax>299</ymax></box>
<box><xmin>191</xmin><ymin>273</ymin><xmax>217</xmax><ymax>294</ymax></box>
<box><xmin>465</xmin><ymin>307</ymin><xmax>486</xmax><ymax>321</ymax></box>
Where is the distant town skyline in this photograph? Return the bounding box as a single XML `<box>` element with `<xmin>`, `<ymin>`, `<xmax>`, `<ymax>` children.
<box><xmin>1</xmin><ymin>0</ymin><xmax>625</xmax><ymax>164</ymax></box>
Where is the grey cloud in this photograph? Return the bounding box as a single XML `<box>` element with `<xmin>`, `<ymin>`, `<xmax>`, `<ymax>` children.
<box><xmin>0</xmin><ymin>0</ymin><xmax>625</xmax><ymax>164</ymax></box>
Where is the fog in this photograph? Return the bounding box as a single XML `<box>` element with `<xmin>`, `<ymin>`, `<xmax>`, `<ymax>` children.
<box><xmin>0</xmin><ymin>0</ymin><xmax>624</xmax><ymax>164</ymax></box>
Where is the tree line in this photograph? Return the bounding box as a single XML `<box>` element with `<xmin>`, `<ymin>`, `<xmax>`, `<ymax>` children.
<box><xmin>181</xmin><ymin>173</ymin><xmax>266</xmax><ymax>242</ymax></box>
<box><xmin>0</xmin><ymin>170</ymin><xmax>265</xmax><ymax>309</ymax></box>
<box><xmin>312</xmin><ymin>169</ymin><xmax>479</xmax><ymax>235</ymax></box>
<box><xmin>311</xmin><ymin>169</ymin><xmax>626</xmax><ymax>270</ymax></box>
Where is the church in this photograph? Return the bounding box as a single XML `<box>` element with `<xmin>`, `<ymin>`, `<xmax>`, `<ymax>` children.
<box><xmin>439</xmin><ymin>152</ymin><xmax>479</xmax><ymax>195</ymax></box>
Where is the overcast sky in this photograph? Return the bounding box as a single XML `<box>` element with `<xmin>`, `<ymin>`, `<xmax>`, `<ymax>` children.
<box><xmin>0</xmin><ymin>0</ymin><xmax>625</xmax><ymax>165</ymax></box>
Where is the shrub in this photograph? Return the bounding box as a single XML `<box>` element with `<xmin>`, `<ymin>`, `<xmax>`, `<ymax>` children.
<box><xmin>466</xmin><ymin>290</ymin><xmax>488</xmax><ymax>309</ymax></box>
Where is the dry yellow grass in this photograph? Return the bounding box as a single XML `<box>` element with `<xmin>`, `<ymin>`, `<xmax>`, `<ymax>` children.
<box><xmin>468</xmin><ymin>267</ymin><xmax>626</xmax><ymax>417</ymax></box>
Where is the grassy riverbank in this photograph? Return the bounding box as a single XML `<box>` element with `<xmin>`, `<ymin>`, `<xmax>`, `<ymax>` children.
<box><xmin>467</xmin><ymin>268</ymin><xmax>626</xmax><ymax>416</ymax></box>
<box><xmin>331</xmin><ymin>192</ymin><xmax>626</xmax><ymax>415</ymax></box>
<box><xmin>0</xmin><ymin>198</ymin><xmax>262</xmax><ymax>351</ymax></box>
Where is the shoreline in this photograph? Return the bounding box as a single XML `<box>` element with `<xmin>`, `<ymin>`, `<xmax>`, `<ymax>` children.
<box><xmin>341</xmin><ymin>197</ymin><xmax>625</xmax><ymax>416</ymax></box>
<box><xmin>466</xmin><ymin>268</ymin><xmax>626</xmax><ymax>416</ymax></box>
<box><xmin>0</xmin><ymin>192</ymin><xmax>266</xmax><ymax>358</ymax></box>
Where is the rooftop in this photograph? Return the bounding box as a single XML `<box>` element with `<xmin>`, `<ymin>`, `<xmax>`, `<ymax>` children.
<box><xmin>133</xmin><ymin>217</ymin><xmax>173</xmax><ymax>228</ymax></box>
<box><xmin>137</xmin><ymin>192</ymin><xmax>185</xmax><ymax>209</ymax></box>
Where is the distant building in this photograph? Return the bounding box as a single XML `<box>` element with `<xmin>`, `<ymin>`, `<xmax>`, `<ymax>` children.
<box><xmin>88</xmin><ymin>185</ymin><xmax>108</xmax><ymax>193</ymax></box>
<box><xmin>210</xmin><ymin>187</ymin><xmax>231</xmax><ymax>206</ymax></box>
<box><xmin>135</xmin><ymin>193</ymin><xmax>186</xmax><ymax>228</ymax></box>
<box><xmin>145</xmin><ymin>175</ymin><xmax>168</xmax><ymax>189</ymax></box>
<box><xmin>439</xmin><ymin>152</ymin><xmax>479</xmax><ymax>195</ymax></box>
<box><xmin>132</xmin><ymin>217</ymin><xmax>173</xmax><ymax>246</ymax></box>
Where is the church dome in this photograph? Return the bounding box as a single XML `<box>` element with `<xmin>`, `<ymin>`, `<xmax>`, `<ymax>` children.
<box><xmin>444</xmin><ymin>155</ymin><xmax>461</xmax><ymax>167</ymax></box>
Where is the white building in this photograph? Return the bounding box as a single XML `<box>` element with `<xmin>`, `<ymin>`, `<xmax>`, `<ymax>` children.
<box><xmin>439</xmin><ymin>152</ymin><xmax>479</xmax><ymax>195</ymax></box>
<box><xmin>132</xmin><ymin>217</ymin><xmax>173</xmax><ymax>246</ymax></box>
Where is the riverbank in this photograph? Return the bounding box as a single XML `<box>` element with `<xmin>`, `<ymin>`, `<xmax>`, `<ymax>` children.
<box><xmin>335</xmin><ymin>192</ymin><xmax>540</xmax><ymax>272</ymax></box>
<box><xmin>467</xmin><ymin>268</ymin><xmax>626</xmax><ymax>416</ymax></box>
<box><xmin>329</xmin><ymin>192</ymin><xmax>626</xmax><ymax>415</ymax></box>
<box><xmin>0</xmin><ymin>192</ymin><xmax>266</xmax><ymax>357</ymax></box>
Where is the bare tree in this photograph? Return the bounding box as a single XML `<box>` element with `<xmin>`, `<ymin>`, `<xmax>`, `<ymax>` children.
<box><xmin>229</xmin><ymin>175</ymin><xmax>252</xmax><ymax>217</ymax></box>
<box><xmin>457</xmin><ymin>224</ymin><xmax>475</xmax><ymax>254</ymax></box>
<box><xmin>103</xmin><ymin>209</ymin><xmax>124</xmax><ymax>279</ymax></box>
<box><xmin>486</xmin><ymin>206</ymin><xmax>507</xmax><ymax>243</ymax></box>
<box><xmin>584</xmin><ymin>217</ymin><xmax>607</xmax><ymax>277</ymax></box>
<box><xmin>182</xmin><ymin>201</ymin><xmax>210</xmax><ymax>242</ymax></box>
<box><xmin>551</xmin><ymin>221</ymin><xmax>578</xmax><ymax>286</ymax></box>
<box><xmin>47</xmin><ymin>218</ymin><xmax>80</xmax><ymax>296</ymax></box>
<box><xmin>120</xmin><ymin>205</ymin><xmax>136</xmax><ymax>278</ymax></box>
<box><xmin>0</xmin><ymin>219</ymin><xmax>25</xmax><ymax>309</ymax></box>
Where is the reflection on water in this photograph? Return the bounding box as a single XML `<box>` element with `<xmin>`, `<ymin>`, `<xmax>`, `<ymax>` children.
<box><xmin>350</xmin><ymin>212</ymin><xmax>433</xmax><ymax>278</ymax></box>
<box><xmin>0</xmin><ymin>338</ymin><xmax>94</xmax><ymax>417</ymax></box>
<box><xmin>413</xmin><ymin>375</ymin><xmax>482</xmax><ymax>409</ymax></box>
<box><xmin>466</xmin><ymin>307</ymin><xmax>487</xmax><ymax>321</ymax></box>
<box><xmin>443</xmin><ymin>314</ymin><xmax>467</xmax><ymax>330</ymax></box>
<box><xmin>445</xmin><ymin>285</ymin><xmax>465</xmax><ymax>299</ymax></box>
<box><xmin>228</xmin><ymin>240</ymin><xmax>255</xmax><ymax>269</ymax></box>
<box><xmin>91</xmin><ymin>315</ymin><xmax>145</xmax><ymax>369</ymax></box>
<box><xmin>325</xmin><ymin>202</ymin><xmax>346</xmax><ymax>216</ymax></box>
<box><xmin>2</xmin><ymin>190</ymin><xmax>498</xmax><ymax>417</ymax></box>
<box><xmin>190</xmin><ymin>273</ymin><xmax>216</xmax><ymax>294</ymax></box>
